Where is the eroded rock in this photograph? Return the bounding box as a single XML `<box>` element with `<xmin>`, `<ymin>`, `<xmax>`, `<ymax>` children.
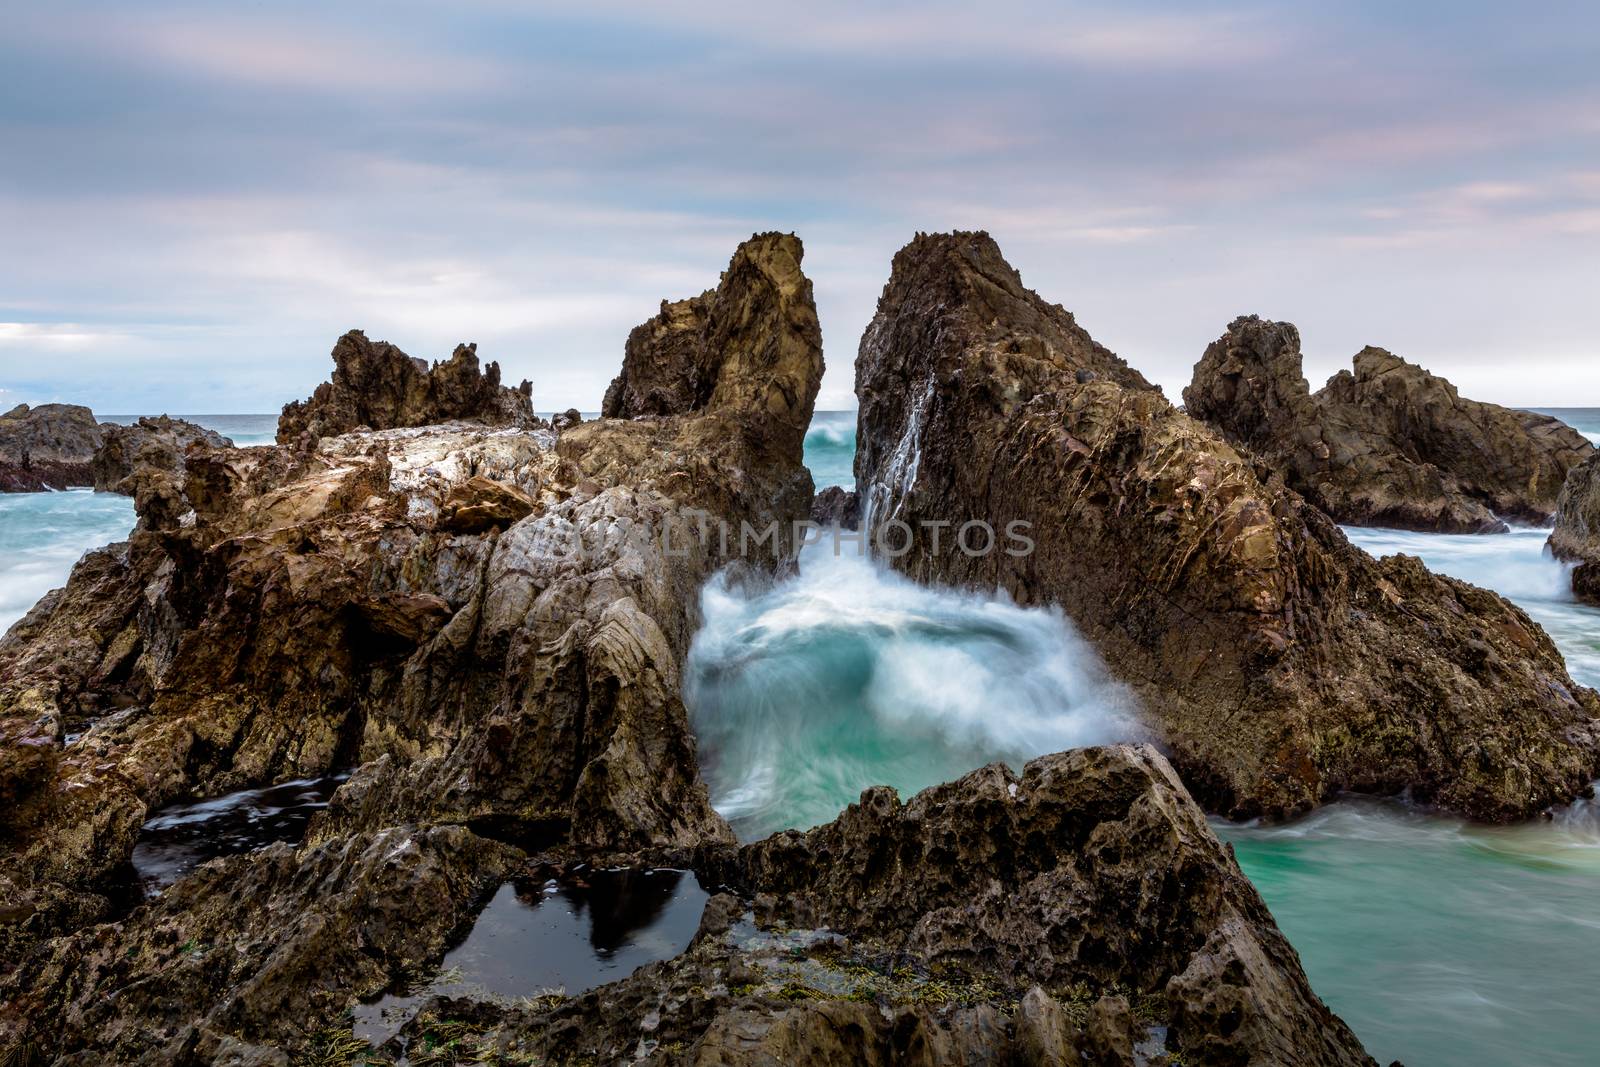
<box><xmin>305</xmin><ymin>747</ymin><xmax>1374</xmax><ymax>1066</ymax></box>
<box><xmin>854</xmin><ymin>231</ymin><xmax>1600</xmax><ymax>822</ymax></box>
<box><xmin>92</xmin><ymin>415</ymin><xmax>232</xmax><ymax>496</ymax></box>
<box><xmin>1184</xmin><ymin>316</ymin><xmax>1593</xmax><ymax>531</ymax></box>
<box><xmin>276</xmin><ymin>332</ymin><xmax>536</xmax><ymax>444</ymax></box>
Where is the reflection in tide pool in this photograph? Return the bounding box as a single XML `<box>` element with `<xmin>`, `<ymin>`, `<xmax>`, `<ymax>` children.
<box><xmin>1218</xmin><ymin>524</ymin><xmax>1600</xmax><ymax>1067</ymax></box>
<box><xmin>354</xmin><ymin>868</ymin><xmax>709</xmax><ymax>1049</ymax></box>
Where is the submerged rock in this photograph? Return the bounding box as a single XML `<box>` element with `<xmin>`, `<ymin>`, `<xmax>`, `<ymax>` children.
<box><xmin>92</xmin><ymin>415</ymin><xmax>233</xmax><ymax>499</ymax></box>
<box><xmin>1184</xmin><ymin>316</ymin><xmax>1593</xmax><ymax>532</ymax></box>
<box><xmin>1551</xmin><ymin>452</ymin><xmax>1600</xmax><ymax>604</ymax></box>
<box><xmin>0</xmin><ymin>403</ymin><xmax>103</xmax><ymax>492</ymax></box>
<box><xmin>0</xmin><ymin>234</ymin><xmax>822</xmax><ymax>1057</ymax></box>
<box><xmin>854</xmin><ymin>231</ymin><xmax>1600</xmax><ymax>822</ymax></box>
<box><xmin>276</xmin><ymin>331</ymin><xmax>537</xmax><ymax>444</ymax></box>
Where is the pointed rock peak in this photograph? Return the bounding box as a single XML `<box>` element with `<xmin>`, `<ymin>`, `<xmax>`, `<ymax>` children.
<box><xmin>602</xmin><ymin>231</ymin><xmax>823</xmax><ymax>455</ymax></box>
<box><xmin>867</xmin><ymin>231</ymin><xmax>1154</xmax><ymax>395</ymax></box>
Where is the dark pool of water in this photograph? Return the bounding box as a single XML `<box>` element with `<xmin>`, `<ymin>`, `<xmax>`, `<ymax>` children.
<box><xmin>354</xmin><ymin>866</ymin><xmax>710</xmax><ymax>1046</ymax></box>
<box><xmin>130</xmin><ymin>773</ymin><xmax>349</xmax><ymax>893</ymax></box>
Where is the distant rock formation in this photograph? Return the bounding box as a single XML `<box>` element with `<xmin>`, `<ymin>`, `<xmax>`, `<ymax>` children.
<box><xmin>854</xmin><ymin>231</ymin><xmax>1600</xmax><ymax>822</ymax></box>
<box><xmin>276</xmin><ymin>331</ymin><xmax>536</xmax><ymax>444</ymax></box>
<box><xmin>1184</xmin><ymin>317</ymin><xmax>1593</xmax><ymax>532</ymax></box>
<box><xmin>0</xmin><ymin>404</ymin><xmax>103</xmax><ymax>492</ymax></box>
<box><xmin>92</xmin><ymin>416</ymin><xmax>232</xmax><ymax>501</ymax></box>
<box><xmin>1551</xmin><ymin>452</ymin><xmax>1600</xmax><ymax>603</ymax></box>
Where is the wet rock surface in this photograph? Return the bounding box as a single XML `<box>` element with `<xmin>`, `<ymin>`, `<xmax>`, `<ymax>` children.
<box><xmin>1551</xmin><ymin>451</ymin><xmax>1600</xmax><ymax>604</ymax></box>
<box><xmin>808</xmin><ymin>485</ymin><xmax>859</xmax><ymax>528</ymax></box>
<box><xmin>276</xmin><ymin>330</ymin><xmax>537</xmax><ymax>444</ymax></box>
<box><xmin>1184</xmin><ymin>316</ymin><xmax>1593</xmax><ymax>532</ymax></box>
<box><xmin>0</xmin><ymin>403</ymin><xmax>103</xmax><ymax>492</ymax></box>
<box><xmin>854</xmin><ymin>231</ymin><xmax>1600</xmax><ymax>823</ymax></box>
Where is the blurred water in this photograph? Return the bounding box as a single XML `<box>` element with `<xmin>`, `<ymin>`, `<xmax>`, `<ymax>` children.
<box><xmin>0</xmin><ymin>489</ymin><xmax>135</xmax><ymax>633</ymax></box>
<box><xmin>685</xmin><ymin>545</ymin><xmax>1138</xmax><ymax>839</ymax></box>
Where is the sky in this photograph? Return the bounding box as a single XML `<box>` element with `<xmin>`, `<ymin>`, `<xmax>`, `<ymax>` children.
<box><xmin>1</xmin><ymin>1</ymin><xmax>1597</xmax><ymax>415</ymax></box>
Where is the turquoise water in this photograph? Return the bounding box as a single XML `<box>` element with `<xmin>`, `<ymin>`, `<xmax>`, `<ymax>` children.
<box><xmin>803</xmin><ymin>410</ymin><xmax>856</xmax><ymax>490</ymax></box>
<box><xmin>0</xmin><ymin>490</ymin><xmax>135</xmax><ymax>633</ymax></box>
<box><xmin>686</xmin><ymin>546</ymin><xmax>1137</xmax><ymax>837</ymax></box>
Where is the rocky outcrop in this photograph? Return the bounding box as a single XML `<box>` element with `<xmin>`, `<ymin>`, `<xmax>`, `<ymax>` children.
<box><xmin>1551</xmin><ymin>452</ymin><xmax>1600</xmax><ymax>603</ymax></box>
<box><xmin>601</xmin><ymin>232</ymin><xmax>822</xmax><ymax>460</ymax></box>
<box><xmin>0</xmin><ymin>234</ymin><xmax>823</xmax><ymax>1058</ymax></box>
<box><xmin>237</xmin><ymin>747</ymin><xmax>1373</xmax><ymax>1066</ymax></box>
<box><xmin>276</xmin><ymin>331</ymin><xmax>537</xmax><ymax>444</ymax></box>
<box><xmin>809</xmin><ymin>485</ymin><xmax>859</xmax><ymax>528</ymax></box>
<box><xmin>855</xmin><ymin>231</ymin><xmax>1600</xmax><ymax>822</ymax></box>
<box><xmin>1184</xmin><ymin>317</ymin><xmax>1593</xmax><ymax>532</ymax></box>
<box><xmin>0</xmin><ymin>403</ymin><xmax>103</xmax><ymax>491</ymax></box>
<box><xmin>92</xmin><ymin>415</ymin><xmax>232</xmax><ymax>497</ymax></box>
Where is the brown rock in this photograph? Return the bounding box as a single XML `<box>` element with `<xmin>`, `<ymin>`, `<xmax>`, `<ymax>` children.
<box><xmin>276</xmin><ymin>332</ymin><xmax>536</xmax><ymax>444</ymax></box>
<box><xmin>0</xmin><ymin>234</ymin><xmax>823</xmax><ymax>1034</ymax></box>
<box><xmin>809</xmin><ymin>485</ymin><xmax>859</xmax><ymax>529</ymax></box>
<box><xmin>853</xmin><ymin>231</ymin><xmax>1600</xmax><ymax>821</ymax></box>
<box><xmin>436</xmin><ymin>474</ymin><xmax>537</xmax><ymax>533</ymax></box>
<box><xmin>602</xmin><ymin>232</ymin><xmax>822</xmax><ymax>459</ymax></box>
<box><xmin>91</xmin><ymin>415</ymin><xmax>232</xmax><ymax>495</ymax></box>
<box><xmin>342</xmin><ymin>746</ymin><xmax>1374</xmax><ymax>1066</ymax></box>
<box><xmin>1551</xmin><ymin>451</ymin><xmax>1600</xmax><ymax>604</ymax></box>
<box><xmin>1184</xmin><ymin>316</ymin><xmax>1593</xmax><ymax>531</ymax></box>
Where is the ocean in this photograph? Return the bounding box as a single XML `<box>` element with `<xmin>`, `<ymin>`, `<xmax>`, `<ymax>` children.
<box><xmin>5</xmin><ymin>408</ymin><xmax>1600</xmax><ymax>1065</ymax></box>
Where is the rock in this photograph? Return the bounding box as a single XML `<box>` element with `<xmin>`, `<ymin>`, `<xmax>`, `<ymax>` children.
<box><xmin>436</xmin><ymin>474</ymin><xmax>537</xmax><ymax>533</ymax></box>
<box><xmin>0</xmin><ymin>403</ymin><xmax>103</xmax><ymax>491</ymax></box>
<box><xmin>1184</xmin><ymin>317</ymin><xmax>1594</xmax><ymax>532</ymax></box>
<box><xmin>854</xmin><ymin>231</ymin><xmax>1600</xmax><ymax>822</ymax></box>
<box><xmin>0</xmin><ymin>233</ymin><xmax>823</xmax><ymax>1052</ymax></box>
<box><xmin>809</xmin><ymin>485</ymin><xmax>859</xmax><ymax>529</ymax></box>
<box><xmin>1550</xmin><ymin>451</ymin><xmax>1600</xmax><ymax>604</ymax></box>
<box><xmin>91</xmin><ymin>415</ymin><xmax>232</xmax><ymax>496</ymax></box>
<box><xmin>323</xmin><ymin>747</ymin><xmax>1373</xmax><ymax>1066</ymax></box>
<box><xmin>0</xmin><ymin>825</ymin><xmax>519</xmax><ymax>1061</ymax></box>
<box><xmin>552</xmin><ymin>407</ymin><xmax>583</xmax><ymax>432</ymax></box>
<box><xmin>601</xmin><ymin>232</ymin><xmax>822</xmax><ymax>459</ymax></box>
<box><xmin>276</xmin><ymin>332</ymin><xmax>537</xmax><ymax>444</ymax></box>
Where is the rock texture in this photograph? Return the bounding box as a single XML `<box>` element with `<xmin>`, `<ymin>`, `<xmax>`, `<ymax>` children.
<box><xmin>1551</xmin><ymin>452</ymin><xmax>1600</xmax><ymax>603</ymax></box>
<box><xmin>602</xmin><ymin>232</ymin><xmax>822</xmax><ymax>462</ymax></box>
<box><xmin>855</xmin><ymin>231</ymin><xmax>1600</xmax><ymax>822</ymax></box>
<box><xmin>0</xmin><ymin>234</ymin><xmax>823</xmax><ymax>1060</ymax></box>
<box><xmin>92</xmin><ymin>415</ymin><xmax>232</xmax><ymax>498</ymax></box>
<box><xmin>1184</xmin><ymin>317</ymin><xmax>1593</xmax><ymax>532</ymax></box>
<box><xmin>0</xmin><ymin>403</ymin><xmax>103</xmax><ymax>492</ymax></box>
<box><xmin>287</xmin><ymin>747</ymin><xmax>1376</xmax><ymax>1067</ymax></box>
<box><xmin>809</xmin><ymin>485</ymin><xmax>860</xmax><ymax>529</ymax></box>
<box><xmin>276</xmin><ymin>331</ymin><xmax>537</xmax><ymax>444</ymax></box>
